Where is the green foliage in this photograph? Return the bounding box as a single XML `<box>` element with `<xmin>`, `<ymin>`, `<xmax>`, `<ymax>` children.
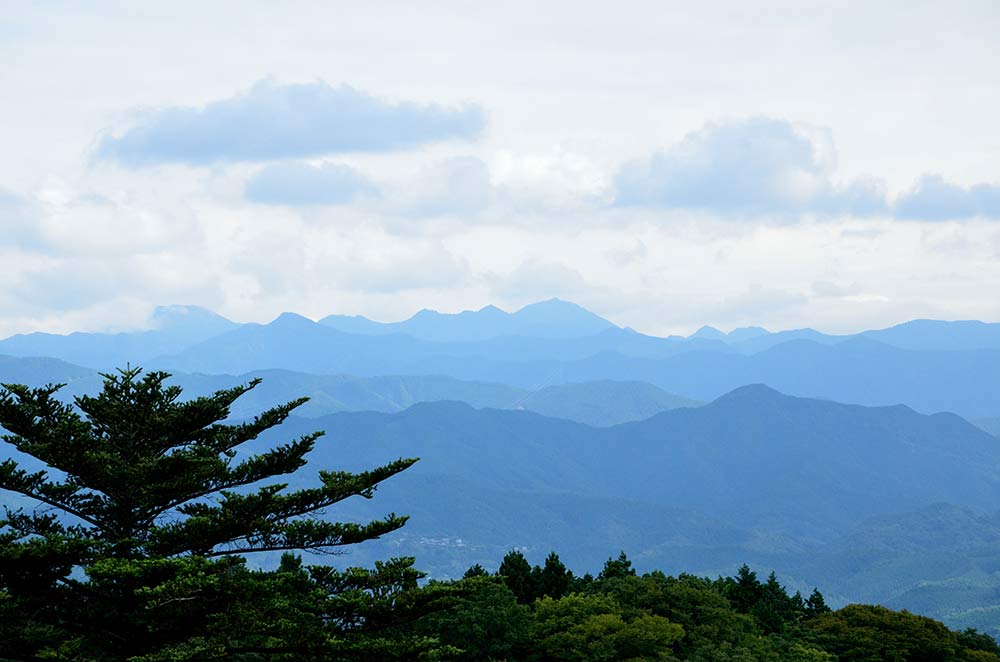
<box><xmin>806</xmin><ymin>604</ymin><xmax>999</xmax><ymax>662</ymax></box>
<box><xmin>598</xmin><ymin>550</ymin><xmax>636</xmax><ymax>581</ymax></box>
<box><xmin>414</xmin><ymin>577</ymin><xmax>531</xmax><ymax>661</ymax></box>
<box><xmin>530</xmin><ymin>593</ymin><xmax>683</xmax><ymax>661</ymax></box>
<box><xmin>0</xmin><ymin>368</ymin><xmax>440</xmax><ymax>660</ymax></box>
<box><xmin>410</xmin><ymin>557</ymin><xmax>998</xmax><ymax>662</ymax></box>
<box><xmin>538</xmin><ymin>551</ymin><xmax>573</xmax><ymax>600</ymax></box>
<box><xmin>498</xmin><ymin>549</ymin><xmax>536</xmax><ymax>604</ymax></box>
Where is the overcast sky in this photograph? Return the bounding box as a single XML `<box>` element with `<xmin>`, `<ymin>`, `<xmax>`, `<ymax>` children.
<box><xmin>2</xmin><ymin>1</ymin><xmax>999</xmax><ymax>337</ymax></box>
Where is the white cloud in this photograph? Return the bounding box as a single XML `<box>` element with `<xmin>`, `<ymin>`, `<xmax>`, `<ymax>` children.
<box><xmin>245</xmin><ymin>161</ymin><xmax>378</xmax><ymax>206</ymax></box>
<box><xmin>390</xmin><ymin>156</ymin><xmax>494</xmax><ymax>218</ymax></box>
<box><xmin>613</xmin><ymin>117</ymin><xmax>888</xmax><ymax>218</ymax></box>
<box><xmin>894</xmin><ymin>174</ymin><xmax>1000</xmax><ymax>221</ymax></box>
<box><xmin>97</xmin><ymin>79</ymin><xmax>485</xmax><ymax>166</ymax></box>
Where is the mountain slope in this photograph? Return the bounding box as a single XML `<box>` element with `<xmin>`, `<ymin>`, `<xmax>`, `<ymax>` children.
<box><xmin>516</xmin><ymin>380</ymin><xmax>702</xmax><ymax>426</ymax></box>
<box><xmin>274</xmin><ymin>385</ymin><xmax>1000</xmax><ymax>541</ymax></box>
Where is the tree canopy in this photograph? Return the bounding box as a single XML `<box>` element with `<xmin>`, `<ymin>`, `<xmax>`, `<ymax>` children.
<box><xmin>0</xmin><ymin>368</ymin><xmax>443</xmax><ymax>659</ymax></box>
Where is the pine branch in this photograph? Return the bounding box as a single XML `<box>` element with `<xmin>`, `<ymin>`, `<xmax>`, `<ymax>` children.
<box><xmin>0</xmin><ymin>461</ymin><xmax>105</xmax><ymax>530</ymax></box>
<box><xmin>201</xmin><ymin>515</ymin><xmax>410</xmax><ymax>557</ymax></box>
<box><xmin>148</xmin><ymin>458</ymin><xmax>417</xmax><ymax>556</ymax></box>
<box><xmin>138</xmin><ymin>433</ymin><xmax>322</xmax><ymax>526</ymax></box>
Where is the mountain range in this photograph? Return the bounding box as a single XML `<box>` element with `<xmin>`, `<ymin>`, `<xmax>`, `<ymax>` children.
<box><xmin>0</xmin><ymin>355</ymin><xmax>698</xmax><ymax>427</ymax></box>
<box><xmin>3</xmin><ymin>299</ymin><xmax>1000</xmax><ymax>637</ymax></box>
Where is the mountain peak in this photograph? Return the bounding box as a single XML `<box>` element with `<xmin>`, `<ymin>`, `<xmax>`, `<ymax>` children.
<box><xmin>690</xmin><ymin>325</ymin><xmax>726</xmax><ymax>340</ymax></box>
<box><xmin>269</xmin><ymin>312</ymin><xmax>316</xmax><ymax>328</ymax></box>
<box><xmin>510</xmin><ymin>299</ymin><xmax>618</xmax><ymax>336</ymax></box>
<box><xmin>150</xmin><ymin>305</ymin><xmax>235</xmax><ymax>332</ymax></box>
<box><xmin>516</xmin><ymin>298</ymin><xmax>583</xmax><ymax>313</ymax></box>
<box><xmin>710</xmin><ymin>383</ymin><xmax>787</xmax><ymax>406</ymax></box>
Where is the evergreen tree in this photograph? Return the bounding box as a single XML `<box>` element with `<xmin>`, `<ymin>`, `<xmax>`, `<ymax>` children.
<box><xmin>537</xmin><ymin>551</ymin><xmax>572</xmax><ymax>599</ymax></box>
<box><xmin>497</xmin><ymin>549</ymin><xmax>536</xmax><ymax>604</ymax></box>
<box><xmin>462</xmin><ymin>563</ymin><xmax>489</xmax><ymax>579</ymax></box>
<box><xmin>597</xmin><ymin>550</ymin><xmax>636</xmax><ymax>581</ymax></box>
<box><xmin>724</xmin><ymin>564</ymin><xmax>764</xmax><ymax>613</ymax></box>
<box><xmin>0</xmin><ymin>368</ymin><xmax>423</xmax><ymax>659</ymax></box>
<box><xmin>804</xmin><ymin>587</ymin><xmax>831</xmax><ymax>617</ymax></box>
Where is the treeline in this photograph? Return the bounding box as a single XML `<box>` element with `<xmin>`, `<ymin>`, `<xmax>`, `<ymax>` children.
<box><xmin>404</xmin><ymin>550</ymin><xmax>1000</xmax><ymax>661</ymax></box>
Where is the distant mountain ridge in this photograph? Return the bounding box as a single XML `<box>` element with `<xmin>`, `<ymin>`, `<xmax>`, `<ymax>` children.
<box><xmin>698</xmin><ymin>318</ymin><xmax>1000</xmax><ymax>353</ymax></box>
<box><xmin>3</xmin><ymin>300</ymin><xmax>1000</xmax><ymax>418</ymax></box>
<box><xmin>0</xmin><ymin>355</ymin><xmax>697</xmax><ymax>427</ymax></box>
<box><xmin>5</xmin><ymin>300</ymin><xmax>1000</xmax><ymax>371</ymax></box>
<box><xmin>149</xmin><ymin>329</ymin><xmax>1000</xmax><ymax>417</ymax></box>
<box><xmin>0</xmin><ymin>305</ymin><xmax>237</xmax><ymax>368</ymax></box>
<box><xmin>320</xmin><ymin>298</ymin><xmax>619</xmax><ymax>341</ymax></box>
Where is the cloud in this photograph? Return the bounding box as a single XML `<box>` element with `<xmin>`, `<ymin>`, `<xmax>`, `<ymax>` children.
<box><xmin>613</xmin><ymin>117</ymin><xmax>888</xmax><ymax>218</ymax></box>
<box><xmin>325</xmin><ymin>241</ymin><xmax>471</xmax><ymax>293</ymax></box>
<box><xmin>894</xmin><ymin>174</ymin><xmax>1000</xmax><ymax>221</ymax></box>
<box><xmin>485</xmin><ymin>258</ymin><xmax>627</xmax><ymax>313</ymax></box>
<box><xmin>97</xmin><ymin>79</ymin><xmax>485</xmax><ymax>166</ymax></box>
<box><xmin>0</xmin><ymin>188</ymin><xmax>40</xmax><ymax>248</ymax></box>
<box><xmin>811</xmin><ymin>280</ymin><xmax>863</xmax><ymax>298</ymax></box>
<box><xmin>715</xmin><ymin>284</ymin><xmax>808</xmax><ymax>322</ymax></box>
<box><xmin>606</xmin><ymin>238</ymin><xmax>647</xmax><ymax>266</ymax></box>
<box><xmin>393</xmin><ymin>156</ymin><xmax>493</xmax><ymax>217</ymax></box>
<box><xmin>245</xmin><ymin>162</ymin><xmax>378</xmax><ymax>206</ymax></box>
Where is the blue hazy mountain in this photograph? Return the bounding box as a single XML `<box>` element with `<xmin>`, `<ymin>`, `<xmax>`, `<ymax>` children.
<box><xmin>4</xmin><ymin>299</ymin><xmax>1000</xmax><ymax>375</ymax></box>
<box><xmin>0</xmin><ymin>355</ymin><xmax>696</xmax><ymax>426</ymax></box>
<box><xmin>4</xmin><ymin>301</ymin><xmax>1000</xmax><ymax>419</ymax></box>
<box><xmin>0</xmin><ymin>355</ymin><xmax>103</xmax><ymax>396</ymax></box>
<box><xmin>408</xmin><ymin>338</ymin><xmax>1000</xmax><ymax>418</ymax></box>
<box><xmin>149</xmin><ymin>311</ymin><xmax>722</xmax><ymax>373</ymax></box>
<box><xmin>179</xmin><ymin>372</ymin><xmax>697</xmax><ymax>426</ymax></box>
<box><xmin>975</xmin><ymin>417</ymin><xmax>1000</xmax><ymax>437</ymax></box>
<box><xmin>254</xmin><ymin>385</ymin><xmax>1000</xmax><ymax>633</ymax></box>
<box><xmin>513</xmin><ymin>380</ymin><xmax>702</xmax><ymax>427</ymax></box>
<box><xmin>0</xmin><ymin>305</ymin><xmax>237</xmax><ymax>369</ymax></box>
<box><xmin>289</xmin><ymin>385</ymin><xmax>1000</xmax><ymax>539</ymax></box>
<box><xmin>319</xmin><ymin>298</ymin><xmax>618</xmax><ymax>341</ymax></box>
<box><xmin>861</xmin><ymin>319</ymin><xmax>1000</xmax><ymax>351</ymax></box>
<box><xmin>145</xmin><ymin>315</ymin><xmax>1000</xmax><ymax>417</ymax></box>
<box><xmin>699</xmin><ymin>319</ymin><xmax>1000</xmax><ymax>353</ymax></box>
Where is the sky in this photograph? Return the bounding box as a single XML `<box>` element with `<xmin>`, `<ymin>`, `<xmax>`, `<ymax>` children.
<box><xmin>1</xmin><ymin>1</ymin><xmax>999</xmax><ymax>337</ymax></box>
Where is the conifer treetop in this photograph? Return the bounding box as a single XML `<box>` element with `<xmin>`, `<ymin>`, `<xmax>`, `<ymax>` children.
<box><xmin>0</xmin><ymin>367</ymin><xmax>416</xmax><ymax>563</ymax></box>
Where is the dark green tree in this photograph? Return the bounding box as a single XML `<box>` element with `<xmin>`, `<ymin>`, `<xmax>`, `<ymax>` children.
<box><xmin>0</xmin><ymin>368</ymin><xmax>422</xmax><ymax>659</ymax></box>
<box><xmin>723</xmin><ymin>564</ymin><xmax>763</xmax><ymax>614</ymax></box>
<box><xmin>497</xmin><ymin>549</ymin><xmax>537</xmax><ymax>604</ymax></box>
<box><xmin>804</xmin><ymin>588</ymin><xmax>831</xmax><ymax>617</ymax></box>
<box><xmin>537</xmin><ymin>551</ymin><xmax>573</xmax><ymax>599</ymax></box>
<box><xmin>597</xmin><ymin>550</ymin><xmax>636</xmax><ymax>581</ymax></box>
<box><xmin>462</xmin><ymin>563</ymin><xmax>489</xmax><ymax>579</ymax></box>
<box><xmin>414</xmin><ymin>577</ymin><xmax>530</xmax><ymax>661</ymax></box>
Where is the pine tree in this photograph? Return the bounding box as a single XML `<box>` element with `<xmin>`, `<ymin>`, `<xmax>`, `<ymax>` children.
<box><xmin>598</xmin><ymin>550</ymin><xmax>636</xmax><ymax>580</ymax></box>
<box><xmin>497</xmin><ymin>549</ymin><xmax>536</xmax><ymax>604</ymax></box>
<box><xmin>804</xmin><ymin>587</ymin><xmax>831</xmax><ymax>617</ymax></box>
<box><xmin>0</xmin><ymin>367</ymin><xmax>422</xmax><ymax>659</ymax></box>
<box><xmin>537</xmin><ymin>551</ymin><xmax>572</xmax><ymax>599</ymax></box>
